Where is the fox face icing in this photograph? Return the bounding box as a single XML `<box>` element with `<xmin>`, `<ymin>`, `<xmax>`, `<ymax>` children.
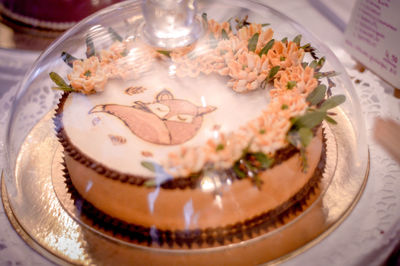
<box><xmin>89</xmin><ymin>89</ymin><xmax>216</xmax><ymax>145</ymax></box>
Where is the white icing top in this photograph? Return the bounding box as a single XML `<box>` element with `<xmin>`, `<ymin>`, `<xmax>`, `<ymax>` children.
<box><xmin>62</xmin><ymin>65</ymin><xmax>270</xmax><ymax>177</ymax></box>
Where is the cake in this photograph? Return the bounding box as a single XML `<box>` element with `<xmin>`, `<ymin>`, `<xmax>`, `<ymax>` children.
<box><xmin>51</xmin><ymin>15</ymin><xmax>344</xmax><ymax>249</ymax></box>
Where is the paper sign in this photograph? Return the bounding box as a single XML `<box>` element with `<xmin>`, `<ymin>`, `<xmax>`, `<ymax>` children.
<box><xmin>344</xmin><ymin>0</ymin><xmax>400</xmax><ymax>88</ymax></box>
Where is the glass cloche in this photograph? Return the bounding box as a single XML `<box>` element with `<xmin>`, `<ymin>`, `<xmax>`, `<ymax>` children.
<box><xmin>3</xmin><ymin>0</ymin><xmax>369</xmax><ymax>264</ymax></box>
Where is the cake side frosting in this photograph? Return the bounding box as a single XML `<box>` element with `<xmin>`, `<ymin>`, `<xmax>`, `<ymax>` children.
<box><xmin>65</xmin><ymin>127</ymin><xmax>323</xmax><ymax>232</ymax></box>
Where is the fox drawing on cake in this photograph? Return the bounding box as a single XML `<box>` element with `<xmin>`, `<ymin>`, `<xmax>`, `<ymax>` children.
<box><xmin>89</xmin><ymin>89</ymin><xmax>216</xmax><ymax>145</ymax></box>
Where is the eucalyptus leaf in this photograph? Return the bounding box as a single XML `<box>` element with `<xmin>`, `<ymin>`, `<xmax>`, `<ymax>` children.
<box><xmin>108</xmin><ymin>27</ymin><xmax>123</xmax><ymax>42</ymax></box>
<box><xmin>293</xmin><ymin>34</ymin><xmax>302</xmax><ymax>46</ymax></box>
<box><xmin>309</xmin><ymin>60</ymin><xmax>318</xmax><ymax>69</ymax></box>
<box><xmin>49</xmin><ymin>72</ymin><xmax>70</xmax><ymax>88</ymax></box>
<box><xmin>306</xmin><ymin>84</ymin><xmax>326</xmax><ymax>105</ymax></box>
<box><xmin>259</xmin><ymin>39</ymin><xmax>274</xmax><ymax>56</ymax></box>
<box><xmin>221</xmin><ymin>29</ymin><xmax>229</xmax><ymax>40</ymax></box>
<box><xmin>85</xmin><ymin>35</ymin><xmax>95</xmax><ymax>58</ymax></box>
<box><xmin>141</xmin><ymin>161</ymin><xmax>164</xmax><ymax>173</ymax></box>
<box><xmin>320</xmin><ymin>95</ymin><xmax>346</xmax><ymax>111</ymax></box>
<box><xmin>233</xmin><ymin>163</ymin><xmax>246</xmax><ymax>178</ymax></box>
<box><xmin>267</xmin><ymin>65</ymin><xmax>280</xmax><ymax>82</ymax></box>
<box><xmin>314</xmin><ymin>71</ymin><xmax>339</xmax><ymax>79</ymax></box>
<box><xmin>254</xmin><ymin>152</ymin><xmax>273</xmax><ymax>169</ymax></box>
<box><xmin>293</xmin><ymin>110</ymin><xmax>326</xmax><ymax>129</ymax></box>
<box><xmin>51</xmin><ymin>86</ymin><xmax>74</xmax><ymax>92</ymax></box>
<box><xmin>261</xmin><ymin>23</ymin><xmax>270</xmax><ymax>27</ymax></box>
<box><xmin>248</xmin><ymin>33</ymin><xmax>259</xmax><ymax>52</ymax></box>
<box><xmin>299</xmin><ymin>127</ymin><xmax>313</xmax><ymax>147</ymax></box>
<box><xmin>281</xmin><ymin>37</ymin><xmax>288</xmax><ymax>44</ymax></box>
<box><xmin>316</xmin><ymin>57</ymin><xmax>326</xmax><ymax>71</ymax></box>
<box><xmin>325</xmin><ymin>115</ymin><xmax>337</xmax><ymax>124</ymax></box>
<box><xmin>157</xmin><ymin>50</ymin><xmax>171</xmax><ymax>57</ymax></box>
<box><xmin>144</xmin><ymin>179</ymin><xmax>157</xmax><ymax>187</ymax></box>
<box><xmin>301</xmin><ymin>62</ymin><xmax>308</xmax><ymax>69</ymax></box>
<box><xmin>61</xmin><ymin>52</ymin><xmax>79</xmax><ymax>68</ymax></box>
<box><xmin>287</xmin><ymin>130</ymin><xmax>301</xmax><ymax>148</ymax></box>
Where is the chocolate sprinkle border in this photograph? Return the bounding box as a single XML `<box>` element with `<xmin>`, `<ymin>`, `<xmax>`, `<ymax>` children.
<box><xmin>61</xmin><ymin>140</ymin><xmax>326</xmax><ymax>248</ymax></box>
<box><xmin>54</xmin><ymin>92</ymin><xmax>300</xmax><ymax>190</ymax></box>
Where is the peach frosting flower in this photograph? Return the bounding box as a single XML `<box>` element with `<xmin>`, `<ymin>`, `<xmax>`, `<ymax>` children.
<box><xmin>67</xmin><ymin>56</ymin><xmax>108</xmax><ymax>94</ymax></box>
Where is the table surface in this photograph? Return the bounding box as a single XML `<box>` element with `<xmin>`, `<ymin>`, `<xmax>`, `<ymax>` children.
<box><xmin>0</xmin><ymin>0</ymin><xmax>399</xmax><ymax>265</ymax></box>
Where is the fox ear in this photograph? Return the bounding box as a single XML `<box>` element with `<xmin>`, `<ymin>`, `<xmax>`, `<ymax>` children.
<box><xmin>156</xmin><ymin>89</ymin><xmax>174</xmax><ymax>101</ymax></box>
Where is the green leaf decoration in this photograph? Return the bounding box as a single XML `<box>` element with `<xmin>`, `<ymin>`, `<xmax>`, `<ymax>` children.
<box><xmin>300</xmin><ymin>147</ymin><xmax>309</xmax><ymax>173</ymax></box>
<box><xmin>293</xmin><ymin>111</ymin><xmax>326</xmax><ymax>129</ymax></box>
<box><xmin>202</xmin><ymin>12</ymin><xmax>208</xmax><ymax>23</ymax></box>
<box><xmin>309</xmin><ymin>60</ymin><xmax>318</xmax><ymax>69</ymax></box>
<box><xmin>140</xmin><ymin>161</ymin><xmax>164</xmax><ymax>173</ymax></box>
<box><xmin>287</xmin><ymin>130</ymin><xmax>301</xmax><ymax>148</ymax></box>
<box><xmin>85</xmin><ymin>35</ymin><xmax>95</xmax><ymax>58</ymax></box>
<box><xmin>300</xmin><ymin>43</ymin><xmax>311</xmax><ymax>50</ymax></box>
<box><xmin>316</xmin><ymin>57</ymin><xmax>326</xmax><ymax>71</ymax></box>
<box><xmin>157</xmin><ymin>50</ymin><xmax>171</xmax><ymax>57</ymax></box>
<box><xmin>280</xmin><ymin>56</ymin><xmax>286</xmax><ymax>61</ymax></box>
<box><xmin>325</xmin><ymin>115</ymin><xmax>337</xmax><ymax>124</ymax></box>
<box><xmin>306</xmin><ymin>84</ymin><xmax>326</xmax><ymax>105</ymax></box>
<box><xmin>320</xmin><ymin>95</ymin><xmax>346</xmax><ymax>111</ymax></box>
<box><xmin>293</xmin><ymin>34</ymin><xmax>302</xmax><ymax>46</ymax></box>
<box><xmin>108</xmin><ymin>27</ymin><xmax>123</xmax><ymax>42</ymax></box>
<box><xmin>51</xmin><ymin>86</ymin><xmax>74</xmax><ymax>92</ymax></box>
<box><xmin>144</xmin><ymin>179</ymin><xmax>157</xmax><ymax>187</ymax></box>
<box><xmin>49</xmin><ymin>72</ymin><xmax>70</xmax><ymax>88</ymax></box>
<box><xmin>84</xmin><ymin>70</ymin><xmax>91</xmax><ymax>77</ymax></box>
<box><xmin>267</xmin><ymin>66</ymin><xmax>280</xmax><ymax>82</ymax></box>
<box><xmin>301</xmin><ymin>62</ymin><xmax>308</xmax><ymax>69</ymax></box>
<box><xmin>261</xmin><ymin>23</ymin><xmax>270</xmax><ymax>27</ymax></box>
<box><xmin>61</xmin><ymin>52</ymin><xmax>79</xmax><ymax>68</ymax></box>
<box><xmin>259</xmin><ymin>129</ymin><xmax>266</xmax><ymax>134</ymax></box>
<box><xmin>259</xmin><ymin>39</ymin><xmax>274</xmax><ymax>56</ymax></box>
<box><xmin>299</xmin><ymin>127</ymin><xmax>313</xmax><ymax>147</ymax></box>
<box><xmin>248</xmin><ymin>33</ymin><xmax>259</xmax><ymax>52</ymax></box>
<box><xmin>216</xmin><ymin>144</ymin><xmax>225</xmax><ymax>151</ymax></box>
<box><xmin>221</xmin><ymin>29</ymin><xmax>229</xmax><ymax>40</ymax></box>
<box><xmin>254</xmin><ymin>152</ymin><xmax>274</xmax><ymax>169</ymax></box>
<box><xmin>286</xmin><ymin>81</ymin><xmax>297</xmax><ymax>90</ymax></box>
<box><xmin>281</xmin><ymin>104</ymin><xmax>288</xmax><ymax>110</ymax></box>
<box><xmin>233</xmin><ymin>163</ymin><xmax>246</xmax><ymax>178</ymax></box>
<box><xmin>314</xmin><ymin>71</ymin><xmax>339</xmax><ymax>79</ymax></box>
<box><xmin>281</xmin><ymin>37</ymin><xmax>288</xmax><ymax>44</ymax></box>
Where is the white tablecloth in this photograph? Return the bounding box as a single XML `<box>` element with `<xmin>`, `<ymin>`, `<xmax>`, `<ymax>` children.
<box><xmin>0</xmin><ymin>0</ymin><xmax>399</xmax><ymax>265</ymax></box>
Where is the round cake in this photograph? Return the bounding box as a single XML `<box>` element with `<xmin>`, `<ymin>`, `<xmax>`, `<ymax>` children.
<box><xmin>51</xmin><ymin>15</ymin><xmax>344</xmax><ymax>248</ymax></box>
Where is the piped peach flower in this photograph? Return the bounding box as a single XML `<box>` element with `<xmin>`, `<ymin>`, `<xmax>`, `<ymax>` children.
<box><xmin>237</xmin><ymin>23</ymin><xmax>274</xmax><ymax>54</ymax></box>
<box><xmin>227</xmin><ymin>51</ymin><xmax>269</xmax><ymax>92</ymax></box>
<box><xmin>68</xmin><ymin>56</ymin><xmax>108</xmax><ymax>94</ymax></box>
<box><xmin>271</xmin><ymin>65</ymin><xmax>318</xmax><ymax>97</ymax></box>
<box><xmin>208</xmin><ymin>19</ymin><xmax>232</xmax><ymax>39</ymax></box>
<box><xmin>267</xmin><ymin>41</ymin><xmax>305</xmax><ymax>69</ymax></box>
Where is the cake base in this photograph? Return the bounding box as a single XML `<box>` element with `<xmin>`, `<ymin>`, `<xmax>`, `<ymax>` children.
<box><xmin>61</xmin><ymin>141</ymin><xmax>325</xmax><ymax>248</ymax></box>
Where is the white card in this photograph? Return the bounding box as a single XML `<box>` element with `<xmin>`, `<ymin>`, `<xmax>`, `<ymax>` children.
<box><xmin>344</xmin><ymin>0</ymin><xmax>400</xmax><ymax>88</ymax></box>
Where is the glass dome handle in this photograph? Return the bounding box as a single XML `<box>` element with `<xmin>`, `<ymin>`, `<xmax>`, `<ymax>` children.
<box><xmin>141</xmin><ymin>0</ymin><xmax>202</xmax><ymax>49</ymax></box>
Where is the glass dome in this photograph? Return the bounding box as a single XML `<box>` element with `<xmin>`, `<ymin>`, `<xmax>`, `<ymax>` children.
<box><xmin>3</xmin><ymin>0</ymin><xmax>369</xmax><ymax>264</ymax></box>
